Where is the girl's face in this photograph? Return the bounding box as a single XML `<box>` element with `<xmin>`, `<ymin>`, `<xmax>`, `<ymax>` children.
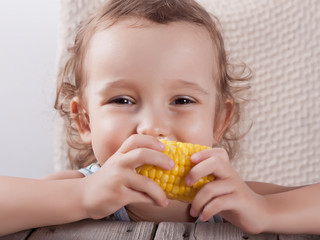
<box><xmin>76</xmin><ymin>18</ymin><xmax>228</xmax><ymax>165</ymax></box>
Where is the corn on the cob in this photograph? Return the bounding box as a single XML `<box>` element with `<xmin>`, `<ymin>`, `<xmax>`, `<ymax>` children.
<box><xmin>136</xmin><ymin>139</ymin><xmax>214</xmax><ymax>202</ymax></box>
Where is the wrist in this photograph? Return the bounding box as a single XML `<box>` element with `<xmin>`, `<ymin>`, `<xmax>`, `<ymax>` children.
<box><xmin>77</xmin><ymin>174</ymin><xmax>107</xmax><ymax>220</ymax></box>
<box><xmin>77</xmin><ymin>177</ymin><xmax>92</xmax><ymax>220</ymax></box>
<box><xmin>53</xmin><ymin>177</ymin><xmax>91</xmax><ymax>222</ymax></box>
<box><xmin>258</xmin><ymin>194</ymin><xmax>277</xmax><ymax>233</ymax></box>
<box><xmin>249</xmin><ymin>194</ymin><xmax>272</xmax><ymax>234</ymax></box>
<box><xmin>260</xmin><ymin>193</ymin><xmax>291</xmax><ymax>234</ymax></box>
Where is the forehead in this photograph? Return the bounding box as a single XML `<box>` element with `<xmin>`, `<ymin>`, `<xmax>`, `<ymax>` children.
<box><xmin>85</xmin><ymin>17</ymin><xmax>217</xmax><ymax>89</ymax></box>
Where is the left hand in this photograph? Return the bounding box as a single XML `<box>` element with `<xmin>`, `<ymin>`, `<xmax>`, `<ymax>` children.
<box><xmin>186</xmin><ymin>148</ymin><xmax>268</xmax><ymax>234</ymax></box>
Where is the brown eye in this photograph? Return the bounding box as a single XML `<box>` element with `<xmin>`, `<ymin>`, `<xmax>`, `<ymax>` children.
<box><xmin>171</xmin><ymin>97</ymin><xmax>195</xmax><ymax>105</ymax></box>
<box><xmin>108</xmin><ymin>96</ymin><xmax>135</xmax><ymax>105</ymax></box>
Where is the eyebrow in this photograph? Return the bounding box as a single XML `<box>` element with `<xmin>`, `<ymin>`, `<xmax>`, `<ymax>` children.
<box><xmin>171</xmin><ymin>79</ymin><xmax>209</xmax><ymax>95</ymax></box>
<box><xmin>97</xmin><ymin>79</ymin><xmax>136</xmax><ymax>95</ymax></box>
<box><xmin>97</xmin><ymin>78</ymin><xmax>210</xmax><ymax>95</ymax></box>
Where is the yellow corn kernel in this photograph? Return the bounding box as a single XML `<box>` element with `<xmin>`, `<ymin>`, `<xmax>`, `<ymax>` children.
<box><xmin>178</xmin><ymin>165</ymin><xmax>185</xmax><ymax>177</ymax></box>
<box><xmin>172</xmin><ymin>185</ymin><xmax>179</xmax><ymax>195</ymax></box>
<box><xmin>174</xmin><ymin>176</ymin><xmax>181</xmax><ymax>185</ymax></box>
<box><xmin>161</xmin><ymin>174</ymin><xmax>169</xmax><ymax>183</ymax></box>
<box><xmin>171</xmin><ymin>165</ymin><xmax>179</xmax><ymax>176</ymax></box>
<box><xmin>168</xmin><ymin>175</ymin><xmax>175</xmax><ymax>184</ymax></box>
<box><xmin>155</xmin><ymin>169</ymin><xmax>163</xmax><ymax>179</ymax></box>
<box><xmin>178</xmin><ymin>185</ymin><xmax>185</xmax><ymax>195</ymax></box>
<box><xmin>149</xmin><ymin>168</ymin><xmax>156</xmax><ymax>179</ymax></box>
<box><xmin>166</xmin><ymin>183</ymin><xmax>173</xmax><ymax>192</ymax></box>
<box><xmin>136</xmin><ymin>139</ymin><xmax>214</xmax><ymax>202</ymax></box>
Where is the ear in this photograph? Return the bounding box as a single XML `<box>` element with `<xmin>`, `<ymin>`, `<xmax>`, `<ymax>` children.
<box><xmin>213</xmin><ymin>99</ymin><xmax>234</xmax><ymax>144</ymax></box>
<box><xmin>70</xmin><ymin>97</ymin><xmax>92</xmax><ymax>144</ymax></box>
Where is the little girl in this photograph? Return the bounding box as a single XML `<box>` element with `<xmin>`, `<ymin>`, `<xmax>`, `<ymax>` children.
<box><xmin>1</xmin><ymin>0</ymin><xmax>319</xmax><ymax>236</ymax></box>
<box><xmin>54</xmin><ymin>0</ymin><xmax>252</xmax><ymax>224</ymax></box>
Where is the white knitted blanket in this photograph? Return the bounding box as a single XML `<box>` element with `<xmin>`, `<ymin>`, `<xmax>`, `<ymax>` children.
<box><xmin>55</xmin><ymin>0</ymin><xmax>320</xmax><ymax>186</ymax></box>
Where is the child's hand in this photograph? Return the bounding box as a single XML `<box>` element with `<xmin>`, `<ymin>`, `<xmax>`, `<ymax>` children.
<box><xmin>80</xmin><ymin>134</ymin><xmax>174</xmax><ymax>219</ymax></box>
<box><xmin>187</xmin><ymin>148</ymin><xmax>267</xmax><ymax>234</ymax></box>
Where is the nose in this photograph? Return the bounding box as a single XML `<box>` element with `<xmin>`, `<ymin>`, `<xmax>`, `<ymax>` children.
<box><xmin>136</xmin><ymin>106</ymin><xmax>170</xmax><ymax>138</ymax></box>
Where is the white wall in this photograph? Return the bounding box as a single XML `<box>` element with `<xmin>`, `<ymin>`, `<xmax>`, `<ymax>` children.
<box><xmin>0</xmin><ymin>1</ymin><xmax>59</xmax><ymax>178</ymax></box>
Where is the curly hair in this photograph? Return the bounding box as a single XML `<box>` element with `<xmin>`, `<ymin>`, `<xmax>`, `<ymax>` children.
<box><xmin>55</xmin><ymin>0</ymin><xmax>251</xmax><ymax>169</ymax></box>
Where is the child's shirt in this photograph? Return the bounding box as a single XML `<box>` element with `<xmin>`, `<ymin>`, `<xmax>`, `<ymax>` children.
<box><xmin>79</xmin><ymin>163</ymin><xmax>223</xmax><ymax>223</ymax></box>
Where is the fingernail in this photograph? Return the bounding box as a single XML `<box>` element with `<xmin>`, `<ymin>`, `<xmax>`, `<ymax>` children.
<box><xmin>163</xmin><ymin>199</ymin><xmax>169</xmax><ymax>207</ymax></box>
<box><xmin>158</xmin><ymin>141</ymin><xmax>165</xmax><ymax>150</ymax></box>
<box><xmin>191</xmin><ymin>153</ymin><xmax>201</xmax><ymax>162</ymax></box>
<box><xmin>190</xmin><ymin>208</ymin><xmax>197</xmax><ymax>217</ymax></box>
<box><xmin>185</xmin><ymin>176</ymin><xmax>192</xmax><ymax>186</ymax></box>
<box><xmin>169</xmin><ymin>160</ymin><xmax>175</xmax><ymax>168</ymax></box>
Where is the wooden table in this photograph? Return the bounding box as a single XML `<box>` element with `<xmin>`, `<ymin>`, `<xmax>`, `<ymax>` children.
<box><xmin>1</xmin><ymin>220</ymin><xmax>319</xmax><ymax>240</ymax></box>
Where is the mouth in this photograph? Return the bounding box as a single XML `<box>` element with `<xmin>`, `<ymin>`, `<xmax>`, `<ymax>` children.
<box><xmin>157</xmin><ymin>136</ymin><xmax>171</xmax><ymax>141</ymax></box>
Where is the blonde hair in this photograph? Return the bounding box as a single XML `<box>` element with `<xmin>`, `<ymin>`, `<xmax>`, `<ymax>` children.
<box><xmin>55</xmin><ymin>0</ymin><xmax>251</xmax><ymax>169</ymax></box>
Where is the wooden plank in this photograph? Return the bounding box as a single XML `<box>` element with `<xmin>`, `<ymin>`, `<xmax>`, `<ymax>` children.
<box><xmin>195</xmin><ymin>222</ymin><xmax>242</xmax><ymax>239</ymax></box>
<box><xmin>154</xmin><ymin>222</ymin><xmax>277</xmax><ymax>240</ymax></box>
<box><xmin>279</xmin><ymin>234</ymin><xmax>320</xmax><ymax>240</ymax></box>
<box><xmin>28</xmin><ymin>219</ymin><xmax>156</xmax><ymax>240</ymax></box>
<box><xmin>154</xmin><ymin>222</ymin><xmax>196</xmax><ymax>240</ymax></box>
<box><xmin>195</xmin><ymin>223</ymin><xmax>277</xmax><ymax>240</ymax></box>
<box><xmin>0</xmin><ymin>229</ymin><xmax>32</xmax><ymax>240</ymax></box>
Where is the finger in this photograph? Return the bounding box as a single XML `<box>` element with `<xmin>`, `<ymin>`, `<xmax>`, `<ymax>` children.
<box><xmin>199</xmin><ymin>193</ymin><xmax>235</xmax><ymax>222</ymax></box>
<box><xmin>190</xmin><ymin>179</ymin><xmax>235</xmax><ymax>217</ymax></box>
<box><xmin>127</xmin><ymin>173</ymin><xmax>168</xmax><ymax>207</ymax></box>
<box><xmin>118</xmin><ymin>134</ymin><xmax>165</xmax><ymax>153</ymax></box>
<box><xmin>191</xmin><ymin>148</ymin><xmax>229</xmax><ymax>164</ymax></box>
<box><xmin>185</xmin><ymin>155</ymin><xmax>232</xmax><ymax>186</ymax></box>
<box><xmin>121</xmin><ymin>148</ymin><xmax>175</xmax><ymax>170</ymax></box>
<box><xmin>126</xmin><ymin>189</ymin><xmax>157</xmax><ymax>206</ymax></box>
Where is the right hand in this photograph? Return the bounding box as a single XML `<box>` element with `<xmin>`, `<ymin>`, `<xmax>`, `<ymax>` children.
<box><xmin>80</xmin><ymin>134</ymin><xmax>175</xmax><ymax>219</ymax></box>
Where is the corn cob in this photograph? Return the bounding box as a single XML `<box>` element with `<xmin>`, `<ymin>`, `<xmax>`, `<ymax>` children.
<box><xmin>136</xmin><ymin>139</ymin><xmax>214</xmax><ymax>202</ymax></box>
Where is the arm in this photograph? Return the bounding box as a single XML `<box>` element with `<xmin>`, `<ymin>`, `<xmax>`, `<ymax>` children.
<box><xmin>246</xmin><ymin>181</ymin><xmax>299</xmax><ymax>195</ymax></box>
<box><xmin>0</xmin><ymin>175</ymin><xmax>87</xmax><ymax>236</ymax></box>
<box><xmin>261</xmin><ymin>183</ymin><xmax>320</xmax><ymax>234</ymax></box>
<box><xmin>0</xmin><ymin>135</ymin><xmax>173</xmax><ymax>236</ymax></box>
<box><xmin>0</xmin><ymin>170</ymin><xmax>84</xmax><ymax>236</ymax></box>
<box><xmin>42</xmin><ymin>170</ymin><xmax>84</xmax><ymax>180</ymax></box>
<box><xmin>246</xmin><ymin>181</ymin><xmax>320</xmax><ymax>234</ymax></box>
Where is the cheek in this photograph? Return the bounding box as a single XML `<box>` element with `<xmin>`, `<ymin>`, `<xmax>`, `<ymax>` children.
<box><xmin>190</xmin><ymin>121</ymin><xmax>214</xmax><ymax>146</ymax></box>
<box><xmin>90</xmin><ymin>117</ymin><xmax>134</xmax><ymax>165</ymax></box>
<box><xmin>176</xmin><ymin>112</ymin><xmax>215</xmax><ymax>147</ymax></box>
